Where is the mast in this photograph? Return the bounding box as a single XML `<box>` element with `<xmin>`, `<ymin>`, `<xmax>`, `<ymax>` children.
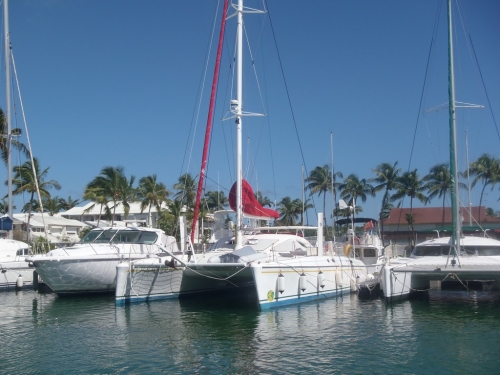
<box><xmin>447</xmin><ymin>0</ymin><xmax>461</xmax><ymax>255</ymax></box>
<box><xmin>235</xmin><ymin>0</ymin><xmax>244</xmax><ymax>249</ymax></box>
<box><xmin>191</xmin><ymin>0</ymin><xmax>229</xmax><ymax>244</ymax></box>
<box><xmin>4</xmin><ymin>0</ymin><xmax>13</xmax><ymax>238</ymax></box>
<box><xmin>330</xmin><ymin>132</ymin><xmax>335</xmax><ymax>240</ymax></box>
<box><xmin>465</xmin><ymin>133</ymin><xmax>472</xmax><ymax>227</ymax></box>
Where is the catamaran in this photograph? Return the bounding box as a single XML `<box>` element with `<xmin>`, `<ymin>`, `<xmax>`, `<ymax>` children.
<box><xmin>380</xmin><ymin>0</ymin><xmax>500</xmax><ymax>301</ymax></box>
<box><xmin>116</xmin><ymin>0</ymin><xmax>368</xmax><ymax>308</ymax></box>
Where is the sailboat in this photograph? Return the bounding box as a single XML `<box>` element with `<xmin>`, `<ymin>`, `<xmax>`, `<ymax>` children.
<box><xmin>116</xmin><ymin>0</ymin><xmax>368</xmax><ymax>308</ymax></box>
<box><xmin>380</xmin><ymin>0</ymin><xmax>500</xmax><ymax>301</ymax></box>
<box><xmin>0</xmin><ymin>0</ymin><xmax>38</xmax><ymax>290</ymax></box>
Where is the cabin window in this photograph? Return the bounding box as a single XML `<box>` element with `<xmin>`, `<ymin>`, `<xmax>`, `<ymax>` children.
<box><xmin>477</xmin><ymin>247</ymin><xmax>500</xmax><ymax>256</ymax></box>
<box><xmin>137</xmin><ymin>231</ymin><xmax>158</xmax><ymax>244</ymax></box>
<box><xmin>412</xmin><ymin>246</ymin><xmax>443</xmax><ymax>256</ymax></box>
<box><xmin>80</xmin><ymin>230</ymin><xmax>104</xmax><ymax>243</ymax></box>
<box><xmin>364</xmin><ymin>248</ymin><xmax>377</xmax><ymax>257</ymax></box>
<box><xmin>16</xmin><ymin>248</ymin><xmax>29</xmax><ymax>256</ymax></box>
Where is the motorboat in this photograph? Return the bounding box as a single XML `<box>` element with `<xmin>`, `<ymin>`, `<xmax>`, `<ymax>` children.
<box><xmin>27</xmin><ymin>225</ymin><xmax>178</xmax><ymax>295</ymax></box>
<box><xmin>0</xmin><ymin>237</ymin><xmax>34</xmax><ymax>289</ymax></box>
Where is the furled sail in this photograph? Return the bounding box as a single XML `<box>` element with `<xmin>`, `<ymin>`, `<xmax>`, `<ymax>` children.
<box><xmin>229</xmin><ymin>179</ymin><xmax>280</xmax><ymax>220</ymax></box>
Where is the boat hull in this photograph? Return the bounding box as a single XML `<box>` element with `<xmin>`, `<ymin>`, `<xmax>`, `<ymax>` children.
<box><xmin>115</xmin><ymin>259</ymin><xmax>184</xmax><ymax>305</ymax></box>
<box><xmin>381</xmin><ymin>256</ymin><xmax>500</xmax><ymax>302</ymax></box>
<box><xmin>31</xmin><ymin>255</ymin><xmax>146</xmax><ymax>295</ymax></box>
<box><xmin>0</xmin><ymin>261</ymin><xmax>35</xmax><ymax>290</ymax></box>
<box><xmin>114</xmin><ymin>255</ymin><xmax>368</xmax><ymax>309</ymax></box>
<box><xmin>251</xmin><ymin>256</ymin><xmax>367</xmax><ymax>309</ymax></box>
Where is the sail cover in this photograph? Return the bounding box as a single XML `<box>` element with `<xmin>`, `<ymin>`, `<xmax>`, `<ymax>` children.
<box><xmin>229</xmin><ymin>179</ymin><xmax>280</xmax><ymax>220</ymax></box>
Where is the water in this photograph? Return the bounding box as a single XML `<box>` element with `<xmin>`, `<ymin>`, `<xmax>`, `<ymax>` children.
<box><xmin>2</xmin><ymin>289</ymin><xmax>500</xmax><ymax>375</ymax></box>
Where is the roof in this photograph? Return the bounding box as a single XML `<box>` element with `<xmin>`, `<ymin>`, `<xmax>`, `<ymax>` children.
<box><xmin>382</xmin><ymin>206</ymin><xmax>500</xmax><ymax>226</ymax></box>
<box><xmin>13</xmin><ymin>213</ymin><xmax>88</xmax><ymax>228</ymax></box>
<box><xmin>62</xmin><ymin>201</ymin><xmax>169</xmax><ymax>216</ymax></box>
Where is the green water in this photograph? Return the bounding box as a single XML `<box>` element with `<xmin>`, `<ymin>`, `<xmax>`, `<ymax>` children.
<box><xmin>1</xmin><ymin>289</ymin><xmax>499</xmax><ymax>374</ymax></box>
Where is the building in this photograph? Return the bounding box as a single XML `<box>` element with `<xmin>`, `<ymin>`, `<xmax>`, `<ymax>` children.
<box><xmin>61</xmin><ymin>201</ymin><xmax>169</xmax><ymax>228</ymax></box>
<box><xmin>12</xmin><ymin>213</ymin><xmax>88</xmax><ymax>244</ymax></box>
<box><xmin>381</xmin><ymin>206</ymin><xmax>500</xmax><ymax>244</ymax></box>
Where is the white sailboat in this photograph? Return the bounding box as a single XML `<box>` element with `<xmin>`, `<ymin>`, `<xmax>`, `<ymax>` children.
<box><xmin>0</xmin><ymin>0</ymin><xmax>38</xmax><ymax>290</ymax></box>
<box><xmin>116</xmin><ymin>0</ymin><xmax>368</xmax><ymax>308</ymax></box>
<box><xmin>380</xmin><ymin>0</ymin><xmax>500</xmax><ymax>301</ymax></box>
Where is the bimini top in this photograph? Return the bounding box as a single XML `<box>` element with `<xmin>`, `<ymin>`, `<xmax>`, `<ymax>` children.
<box><xmin>229</xmin><ymin>179</ymin><xmax>280</xmax><ymax>220</ymax></box>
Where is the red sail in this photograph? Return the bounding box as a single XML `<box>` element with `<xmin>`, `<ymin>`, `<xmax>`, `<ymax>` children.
<box><xmin>229</xmin><ymin>179</ymin><xmax>280</xmax><ymax>220</ymax></box>
<box><xmin>191</xmin><ymin>0</ymin><xmax>229</xmax><ymax>244</ymax></box>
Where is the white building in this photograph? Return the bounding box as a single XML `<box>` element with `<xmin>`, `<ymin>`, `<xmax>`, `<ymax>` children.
<box><xmin>13</xmin><ymin>213</ymin><xmax>88</xmax><ymax>244</ymax></box>
<box><xmin>61</xmin><ymin>201</ymin><xmax>168</xmax><ymax>228</ymax></box>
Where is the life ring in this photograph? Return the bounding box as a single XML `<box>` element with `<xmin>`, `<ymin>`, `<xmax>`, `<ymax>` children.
<box><xmin>344</xmin><ymin>244</ymin><xmax>352</xmax><ymax>257</ymax></box>
<box><xmin>351</xmin><ymin>237</ymin><xmax>360</xmax><ymax>245</ymax></box>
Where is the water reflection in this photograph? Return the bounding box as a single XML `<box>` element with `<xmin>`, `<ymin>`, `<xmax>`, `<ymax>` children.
<box><xmin>1</xmin><ymin>290</ymin><xmax>500</xmax><ymax>374</ymax></box>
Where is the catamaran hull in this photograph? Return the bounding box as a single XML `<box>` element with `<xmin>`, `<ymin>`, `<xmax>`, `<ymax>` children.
<box><xmin>250</xmin><ymin>257</ymin><xmax>368</xmax><ymax>309</ymax></box>
<box><xmin>115</xmin><ymin>260</ymin><xmax>184</xmax><ymax>305</ymax></box>
<box><xmin>31</xmin><ymin>256</ymin><xmax>146</xmax><ymax>295</ymax></box>
<box><xmin>381</xmin><ymin>257</ymin><xmax>500</xmax><ymax>302</ymax></box>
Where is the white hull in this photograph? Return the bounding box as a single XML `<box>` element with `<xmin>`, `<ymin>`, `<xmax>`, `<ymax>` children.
<box><xmin>0</xmin><ymin>261</ymin><xmax>35</xmax><ymax>289</ymax></box>
<box><xmin>32</xmin><ymin>254</ymin><xmax>147</xmax><ymax>295</ymax></box>
<box><xmin>251</xmin><ymin>256</ymin><xmax>367</xmax><ymax>309</ymax></box>
<box><xmin>381</xmin><ymin>256</ymin><xmax>500</xmax><ymax>302</ymax></box>
<box><xmin>116</xmin><ymin>254</ymin><xmax>368</xmax><ymax>308</ymax></box>
<box><xmin>26</xmin><ymin>226</ymin><xmax>178</xmax><ymax>295</ymax></box>
<box><xmin>115</xmin><ymin>258</ymin><xmax>184</xmax><ymax>305</ymax></box>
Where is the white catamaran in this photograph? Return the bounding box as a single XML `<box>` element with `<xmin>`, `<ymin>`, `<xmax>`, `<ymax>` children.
<box><xmin>116</xmin><ymin>0</ymin><xmax>368</xmax><ymax>308</ymax></box>
<box><xmin>380</xmin><ymin>0</ymin><xmax>500</xmax><ymax>301</ymax></box>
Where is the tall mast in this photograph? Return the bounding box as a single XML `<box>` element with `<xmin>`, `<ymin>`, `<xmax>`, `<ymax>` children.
<box><xmin>447</xmin><ymin>0</ymin><xmax>461</xmax><ymax>255</ymax></box>
<box><xmin>465</xmin><ymin>133</ymin><xmax>472</xmax><ymax>227</ymax></box>
<box><xmin>235</xmin><ymin>0</ymin><xmax>244</xmax><ymax>249</ymax></box>
<box><xmin>330</xmin><ymin>132</ymin><xmax>335</xmax><ymax>240</ymax></box>
<box><xmin>4</xmin><ymin>0</ymin><xmax>13</xmax><ymax>236</ymax></box>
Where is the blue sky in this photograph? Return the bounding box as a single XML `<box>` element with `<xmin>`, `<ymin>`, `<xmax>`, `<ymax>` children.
<box><xmin>2</xmin><ymin>0</ymin><xmax>500</xmax><ymax>224</ymax></box>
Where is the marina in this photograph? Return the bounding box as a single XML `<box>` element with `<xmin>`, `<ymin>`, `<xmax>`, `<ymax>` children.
<box><xmin>2</xmin><ymin>288</ymin><xmax>500</xmax><ymax>374</ymax></box>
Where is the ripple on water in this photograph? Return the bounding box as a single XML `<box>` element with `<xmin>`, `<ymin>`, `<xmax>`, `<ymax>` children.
<box><xmin>1</xmin><ymin>289</ymin><xmax>500</xmax><ymax>374</ymax></box>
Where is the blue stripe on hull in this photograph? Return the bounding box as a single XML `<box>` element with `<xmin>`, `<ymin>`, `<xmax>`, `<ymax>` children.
<box><xmin>259</xmin><ymin>287</ymin><xmax>352</xmax><ymax>309</ymax></box>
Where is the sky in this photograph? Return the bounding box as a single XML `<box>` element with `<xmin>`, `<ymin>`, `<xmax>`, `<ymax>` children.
<box><xmin>1</xmin><ymin>0</ymin><xmax>499</xmax><ymax>225</ymax></box>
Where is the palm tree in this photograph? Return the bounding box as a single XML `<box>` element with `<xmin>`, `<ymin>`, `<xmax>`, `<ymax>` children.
<box><xmin>85</xmin><ymin>166</ymin><xmax>128</xmax><ymax>226</ymax></box>
<box><xmin>58</xmin><ymin>196</ymin><xmax>81</xmax><ymax>211</ymax></box>
<box><xmin>255</xmin><ymin>191</ymin><xmax>273</xmax><ymax>208</ymax></box>
<box><xmin>370</xmin><ymin>162</ymin><xmax>401</xmax><ymax>245</ymax></box>
<box><xmin>82</xmin><ymin>187</ymin><xmax>110</xmax><ymax>226</ymax></box>
<box><xmin>42</xmin><ymin>196</ymin><xmax>63</xmax><ymax>216</ymax></box>
<box><xmin>204</xmin><ymin>190</ymin><xmax>228</xmax><ymax>211</ymax></box>
<box><xmin>0</xmin><ymin>108</ymin><xmax>30</xmax><ymax>165</ymax></box>
<box><xmin>277</xmin><ymin>196</ymin><xmax>302</xmax><ymax>226</ymax></box>
<box><xmin>466</xmin><ymin>154</ymin><xmax>500</xmax><ymax>224</ymax></box>
<box><xmin>391</xmin><ymin>169</ymin><xmax>428</xmax><ymax>248</ymax></box>
<box><xmin>305</xmin><ymin>165</ymin><xmax>334</xmax><ymax>227</ymax></box>
<box><xmin>486</xmin><ymin>207</ymin><xmax>500</xmax><ymax>218</ymax></box>
<box><xmin>173</xmin><ymin>173</ymin><xmax>197</xmax><ymax>209</ymax></box>
<box><xmin>138</xmin><ymin>174</ymin><xmax>170</xmax><ymax>227</ymax></box>
<box><xmin>423</xmin><ymin>163</ymin><xmax>452</xmax><ymax>227</ymax></box>
<box><xmin>11</xmin><ymin>157</ymin><xmax>61</xmax><ymax>230</ymax></box>
<box><xmin>298</xmin><ymin>197</ymin><xmax>313</xmax><ymax>225</ymax></box>
<box><xmin>0</xmin><ymin>198</ymin><xmax>15</xmax><ymax>214</ymax></box>
<box><xmin>158</xmin><ymin>200</ymin><xmax>184</xmax><ymax>240</ymax></box>
<box><xmin>339</xmin><ymin>174</ymin><xmax>374</xmax><ymax>219</ymax></box>
<box><xmin>119</xmin><ymin>174</ymin><xmax>137</xmax><ymax>219</ymax></box>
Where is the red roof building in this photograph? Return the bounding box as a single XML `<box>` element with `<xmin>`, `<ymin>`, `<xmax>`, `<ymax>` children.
<box><xmin>380</xmin><ymin>206</ymin><xmax>500</xmax><ymax>243</ymax></box>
